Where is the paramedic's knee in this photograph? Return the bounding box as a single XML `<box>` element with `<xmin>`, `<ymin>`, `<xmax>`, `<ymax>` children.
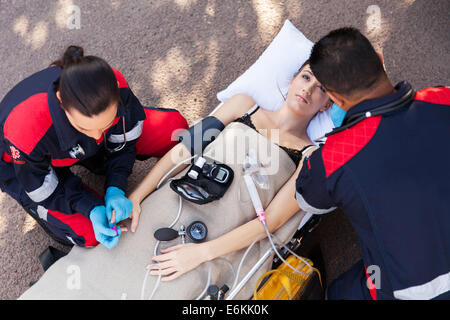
<box><xmin>28</xmin><ymin>206</ymin><xmax>99</xmax><ymax>247</ymax></box>
<box><xmin>136</xmin><ymin>107</ymin><xmax>189</xmax><ymax>158</ymax></box>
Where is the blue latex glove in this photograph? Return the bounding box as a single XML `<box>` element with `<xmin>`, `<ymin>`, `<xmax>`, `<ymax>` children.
<box><xmin>330</xmin><ymin>103</ymin><xmax>347</xmax><ymax>127</ymax></box>
<box><xmin>90</xmin><ymin>205</ymin><xmax>121</xmax><ymax>249</ymax></box>
<box><xmin>105</xmin><ymin>186</ymin><xmax>133</xmax><ymax>225</ymax></box>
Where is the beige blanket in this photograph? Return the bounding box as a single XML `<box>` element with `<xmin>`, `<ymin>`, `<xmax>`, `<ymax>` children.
<box><xmin>20</xmin><ymin>122</ymin><xmax>305</xmax><ymax>300</ymax></box>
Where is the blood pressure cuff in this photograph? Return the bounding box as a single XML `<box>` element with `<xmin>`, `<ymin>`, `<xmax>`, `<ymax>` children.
<box><xmin>176</xmin><ymin>116</ymin><xmax>225</xmax><ymax>155</ymax></box>
<box><xmin>170</xmin><ymin>160</ymin><xmax>233</xmax><ymax>205</ymax></box>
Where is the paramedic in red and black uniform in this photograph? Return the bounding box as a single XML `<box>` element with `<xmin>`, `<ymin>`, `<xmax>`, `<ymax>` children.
<box><xmin>295</xmin><ymin>28</ymin><xmax>450</xmax><ymax>300</ymax></box>
<box><xmin>0</xmin><ymin>46</ymin><xmax>188</xmax><ymax>249</ymax></box>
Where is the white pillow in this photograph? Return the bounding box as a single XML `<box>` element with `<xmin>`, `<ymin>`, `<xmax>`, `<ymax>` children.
<box><xmin>217</xmin><ymin>20</ymin><xmax>334</xmax><ymax>144</ymax></box>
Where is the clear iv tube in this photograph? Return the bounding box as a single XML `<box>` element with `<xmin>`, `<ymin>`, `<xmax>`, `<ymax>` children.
<box><xmin>243</xmin><ymin>173</ymin><xmax>313</xmax><ymax>276</ymax></box>
<box><xmin>142</xmin><ymin>154</ymin><xmax>197</xmax><ymax>299</ymax></box>
<box><xmin>141</xmin><ymin>194</ymin><xmax>183</xmax><ymax>300</ymax></box>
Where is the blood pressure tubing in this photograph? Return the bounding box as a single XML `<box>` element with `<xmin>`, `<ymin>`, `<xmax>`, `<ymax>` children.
<box><xmin>141</xmin><ymin>155</ymin><xmax>234</xmax><ymax>300</ymax></box>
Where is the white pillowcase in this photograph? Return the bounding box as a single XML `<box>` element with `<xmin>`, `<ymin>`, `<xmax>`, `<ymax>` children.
<box><xmin>216</xmin><ymin>20</ymin><xmax>334</xmax><ymax>144</ymax></box>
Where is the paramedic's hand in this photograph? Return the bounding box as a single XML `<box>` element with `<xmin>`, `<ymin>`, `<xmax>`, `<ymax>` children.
<box><xmin>128</xmin><ymin>194</ymin><xmax>142</xmax><ymax>233</ymax></box>
<box><xmin>105</xmin><ymin>186</ymin><xmax>133</xmax><ymax>225</ymax></box>
<box><xmin>89</xmin><ymin>205</ymin><xmax>121</xmax><ymax>249</ymax></box>
<box><xmin>147</xmin><ymin>243</ymin><xmax>207</xmax><ymax>281</ymax></box>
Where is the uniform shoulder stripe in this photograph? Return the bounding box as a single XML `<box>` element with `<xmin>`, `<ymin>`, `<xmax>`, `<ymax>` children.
<box><xmin>414</xmin><ymin>86</ymin><xmax>450</xmax><ymax>106</ymax></box>
<box><xmin>322</xmin><ymin>116</ymin><xmax>381</xmax><ymax>178</ymax></box>
<box><xmin>111</xmin><ymin>68</ymin><xmax>128</xmax><ymax>88</ymax></box>
<box><xmin>4</xmin><ymin>92</ymin><xmax>53</xmax><ymax>154</ymax></box>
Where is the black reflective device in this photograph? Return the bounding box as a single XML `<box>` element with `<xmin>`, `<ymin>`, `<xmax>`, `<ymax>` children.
<box><xmin>202</xmin><ymin>163</ymin><xmax>231</xmax><ymax>184</ymax></box>
<box><xmin>170</xmin><ymin>157</ymin><xmax>234</xmax><ymax>205</ymax></box>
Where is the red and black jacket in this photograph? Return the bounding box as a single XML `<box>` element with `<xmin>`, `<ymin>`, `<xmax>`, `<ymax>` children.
<box><xmin>0</xmin><ymin>66</ymin><xmax>146</xmax><ymax>217</ymax></box>
<box><xmin>296</xmin><ymin>82</ymin><xmax>450</xmax><ymax>299</ymax></box>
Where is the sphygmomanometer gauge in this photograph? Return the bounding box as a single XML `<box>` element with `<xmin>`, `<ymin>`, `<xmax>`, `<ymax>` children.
<box><xmin>186</xmin><ymin>221</ymin><xmax>208</xmax><ymax>243</ymax></box>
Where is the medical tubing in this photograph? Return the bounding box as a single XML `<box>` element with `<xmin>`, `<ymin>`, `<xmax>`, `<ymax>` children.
<box><xmin>142</xmin><ymin>190</ymin><xmax>236</xmax><ymax>300</ymax></box>
<box><xmin>263</xmin><ymin>222</ymin><xmax>313</xmax><ymax>276</ymax></box>
<box><xmin>231</xmin><ymin>233</ymin><xmax>267</xmax><ymax>291</ymax></box>
<box><xmin>243</xmin><ymin>175</ymin><xmax>265</xmax><ymax>222</ymax></box>
<box><xmin>140</xmin><ymin>195</ymin><xmax>183</xmax><ymax>300</ymax></box>
<box><xmin>140</xmin><ymin>267</ymin><xmax>150</xmax><ymax>299</ymax></box>
<box><xmin>231</xmin><ymin>224</ymin><xmax>313</xmax><ymax>294</ymax></box>
<box><xmin>146</xmin><ymin>264</ymin><xmax>161</xmax><ymax>300</ymax></box>
<box><xmin>146</xmin><ymin>154</ymin><xmax>195</xmax><ymax>299</ymax></box>
<box><xmin>216</xmin><ymin>257</ymin><xmax>236</xmax><ymax>283</ymax></box>
<box><xmin>244</xmin><ymin>173</ymin><xmax>313</xmax><ymax>276</ymax></box>
<box><xmin>140</xmin><ymin>242</ymin><xmax>162</xmax><ymax>300</ymax></box>
<box><xmin>142</xmin><ymin>155</ymin><xmax>212</xmax><ymax>300</ymax></box>
<box><xmin>195</xmin><ymin>264</ymin><xmax>212</xmax><ymax>300</ymax></box>
<box><xmin>196</xmin><ymin>257</ymin><xmax>236</xmax><ymax>300</ymax></box>
<box><xmin>142</xmin><ymin>155</ymin><xmax>272</xmax><ymax>300</ymax></box>
<box><xmin>156</xmin><ymin>155</ymin><xmax>198</xmax><ymax>190</ymax></box>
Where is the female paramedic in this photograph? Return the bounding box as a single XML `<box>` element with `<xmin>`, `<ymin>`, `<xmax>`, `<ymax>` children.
<box><xmin>0</xmin><ymin>46</ymin><xmax>188</xmax><ymax>249</ymax></box>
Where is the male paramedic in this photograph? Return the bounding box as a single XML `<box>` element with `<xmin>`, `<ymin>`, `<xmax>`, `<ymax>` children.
<box><xmin>295</xmin><ymin>27</ymin><xmax>450</xmax><ymax>300</ymax></box>
<box><xmin>0</xmin><ymin>46</ymin><xmax>188</xmax><ymax>249</ymax></box>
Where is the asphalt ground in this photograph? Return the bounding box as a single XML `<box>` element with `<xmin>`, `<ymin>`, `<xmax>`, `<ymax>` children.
<box><xmin>0</xmin><ymin>0</ymin><xmax>449</xmax><ymax>300</ymax></box>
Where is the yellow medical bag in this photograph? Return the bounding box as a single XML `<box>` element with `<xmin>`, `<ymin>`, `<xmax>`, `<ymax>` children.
<box><xmin>253</xmin><ymin>255</ymin><xmax>322</xmax><ymax>300</ymax></box>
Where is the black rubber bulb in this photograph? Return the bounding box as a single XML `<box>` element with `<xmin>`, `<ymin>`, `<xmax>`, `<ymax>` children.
<box><xmin>154</xmin><ymin>228</ymin><xmax>179</xmax><ymax>241</ymax></box>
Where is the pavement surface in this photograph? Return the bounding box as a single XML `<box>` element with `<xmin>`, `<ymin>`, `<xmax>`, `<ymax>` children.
<box><xmin>0</xmin><ymin>0</ymin><xmax>449</xmax><ymax>300</ymax></box>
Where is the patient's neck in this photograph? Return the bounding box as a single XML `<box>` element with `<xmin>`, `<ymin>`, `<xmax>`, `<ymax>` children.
<box><xmin>276</xmin><ymin>104</ymin><xmax>311</xmax><ymax>142</ymax></box>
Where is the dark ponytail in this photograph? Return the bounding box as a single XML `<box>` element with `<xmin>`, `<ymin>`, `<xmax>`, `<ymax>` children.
<box><xmin>52</xmin><ymin>45</ymin><xmax>120</xmax><ymax>117</ymax></box>
<box><xmin>51</xmin><ymin>45</ymin><xmax>84</xmax><ymax>68</ymax></box>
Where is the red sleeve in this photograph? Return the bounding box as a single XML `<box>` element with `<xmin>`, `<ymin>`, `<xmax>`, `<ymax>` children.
<box><xmin>111</xmin><ymin>68</ymin><xmax>129</xmax><ymax>89</ymax></box>
<box><xmin>3</xmin><ymin>93</ymin><xmax>52</xmax><ymax>155</ymax></box>
<box><xmin>414</xmin><ymin>86</ymin><xmax>450</xmax><ymax>106</ymax></box>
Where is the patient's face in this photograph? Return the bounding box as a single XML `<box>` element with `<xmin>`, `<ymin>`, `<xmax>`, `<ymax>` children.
<box><xmin>287</xmin><ymin>65</ymin><xmax>330</xmax><ymax>117</ymax></box>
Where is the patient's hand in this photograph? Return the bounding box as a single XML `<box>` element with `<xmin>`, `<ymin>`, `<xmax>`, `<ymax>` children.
<box><xmin>128</xmin><ymin>195</ymin><xmax>142</xmax><ymax>233</ymax></box>
<box><xmin>148</xmin><ymin>243</ymin><xmax>208</xmax><ymax>281</ymax></box>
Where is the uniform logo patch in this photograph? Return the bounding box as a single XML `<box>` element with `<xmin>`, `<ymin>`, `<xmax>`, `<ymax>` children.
<box><xmin>69</xmin><ymin>144</ymin><xmax>85</xmax><ymax>159</ymax></box>
<box><xmin>10</xmin><ymin>146</ymin><xmax>20</xmax><ymax>160</ymax></box>
<box><xmin>10</xmin><ymin>145</ymin><xmax>25</xmax><ymax>164</ymax></box>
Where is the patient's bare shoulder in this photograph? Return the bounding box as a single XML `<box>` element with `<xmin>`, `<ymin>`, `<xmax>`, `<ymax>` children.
<box><xmin>213</xmin><ymin>94</ymin><xmax>256</xmax><ymax>126</ymax></box>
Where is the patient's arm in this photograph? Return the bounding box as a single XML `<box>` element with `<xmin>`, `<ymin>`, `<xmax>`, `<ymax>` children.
<box><xmin>206</xmin><ymin>164</ymin><xmax>304</xmax><ymax>259</ymax></box>
<box><xmin>150</xmin><ymin>148</ymin><xmax>317</xmax><ymax>281</ymax></box>
<box><xmin>128</xmin><ymin>94</ymin><xmax>255</xmax><ymax>232</ymax></box>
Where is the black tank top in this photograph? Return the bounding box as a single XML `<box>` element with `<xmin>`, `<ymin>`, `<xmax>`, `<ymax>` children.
<box><xmin>233</xmin><ymin>106</ymin><xmax>312</xmax><ymax>166</ymax></box>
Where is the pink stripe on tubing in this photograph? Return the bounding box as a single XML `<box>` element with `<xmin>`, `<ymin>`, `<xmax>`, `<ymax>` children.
<box><xmin>256</xmin><ymin>209</ymin><xmax>266</xmax><ymax>223</ymax></box>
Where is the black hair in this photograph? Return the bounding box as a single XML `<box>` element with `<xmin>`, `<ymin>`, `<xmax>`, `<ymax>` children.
<box><xmin>51</xmin><ymin>45</ymin><xmax>120</xmax><ymax>117</ymax></box>
<box><xmin>309</xmin><ymin>27</ymin><xmax>386</xmax><ymax>98</ymax></box>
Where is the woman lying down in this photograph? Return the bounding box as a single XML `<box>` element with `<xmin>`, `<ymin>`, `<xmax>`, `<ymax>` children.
<box><xmin>20</xmin><ymin>61</ymin><xmax>332</xmax><ymax>300</ymax></box>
